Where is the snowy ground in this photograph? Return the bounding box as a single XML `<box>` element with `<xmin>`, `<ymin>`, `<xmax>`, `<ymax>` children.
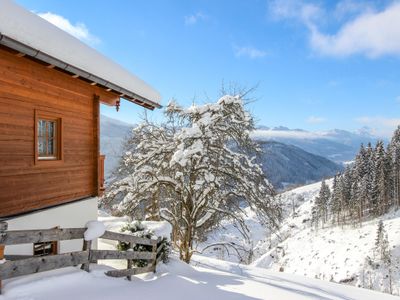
<box><xmin>2</xmin><ymin>207</ymin><xmax>398</xmax><ymax>299</ymax></box>
<box><xmin>200</xmin><ymin>180</ymin><xmax>400</xmax><ymax>295</ymax></box>
<box><xmin>1</xmin><ymin>254</ymin><xmax>397</xmax><ymax>300</ymax></box>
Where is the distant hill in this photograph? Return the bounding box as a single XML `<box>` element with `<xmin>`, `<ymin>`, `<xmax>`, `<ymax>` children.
<box><xmin>257</xmin><ymin>141</ymin><xmax>342</xmax><ymax>189</ymax></box>
<box><xmin>100</xmin><ymin>114</ymin><xmax>133</xmax><ymax>177</ymax></box>
<box><xmin>252</xmin><ymin>126</ymin><xmax>382</xmax><ymax>163</ymax></box>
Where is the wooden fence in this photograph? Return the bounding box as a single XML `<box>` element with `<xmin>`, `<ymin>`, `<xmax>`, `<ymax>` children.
<box><xmin>0</xmin><ymin>221</ymin><xmax>165</xmax><ymax>294</ymax></box>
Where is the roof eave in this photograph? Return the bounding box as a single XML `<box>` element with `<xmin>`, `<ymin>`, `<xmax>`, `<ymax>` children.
<box><xmin>0</xmin><ymin>33</ymin><xmax>161</xmax><ymax>110</ymax></box>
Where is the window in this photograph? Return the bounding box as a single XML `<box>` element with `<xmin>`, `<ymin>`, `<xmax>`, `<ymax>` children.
<box><xmin>33</xmin><ymin>241</ymin><xmax>58</xmax><ymax>256</ymax></box>
<box><xmin>38</xmin><ymin>119</ymin><xmax>57</xmax><ymax>159</ymax></box>
<box><xmin>35</xmin><ymin>110</ymin><xmax>62</xmax><ymax>163</ymax></box>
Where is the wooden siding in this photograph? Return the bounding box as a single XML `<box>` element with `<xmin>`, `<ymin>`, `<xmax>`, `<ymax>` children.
<box><xmin>0</xmin><ymin>48</ymin><xmax>118</xmax><ymax>217</ymax></box>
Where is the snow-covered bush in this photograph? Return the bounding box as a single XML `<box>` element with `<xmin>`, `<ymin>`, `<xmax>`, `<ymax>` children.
<box><xmin>116</xmin><ymin>221</ymin><xmax>170</xmax><ymax>267</ymax></box>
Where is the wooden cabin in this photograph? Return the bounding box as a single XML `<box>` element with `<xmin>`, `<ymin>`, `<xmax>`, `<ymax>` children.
<box><xmin>0</xmin><ymin>0</ymin><xmax>161</xmax><ymax>255</ymax></box>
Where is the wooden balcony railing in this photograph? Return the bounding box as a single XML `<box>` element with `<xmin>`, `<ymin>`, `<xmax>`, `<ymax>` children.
<box><xmin>99</xmin><ymin>154</ymin><xmax>105</xmax><ymax>195</ymax></box>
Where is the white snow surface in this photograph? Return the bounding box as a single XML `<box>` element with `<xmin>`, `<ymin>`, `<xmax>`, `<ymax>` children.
<box><xmin>1</xmin><ymin>254</ymin><xmax>397</xmax><ymax>300</ymax></box>
<box><xmin>99</xmin><ymin>214</ymin><xmax>172</xmax><ymax>241</ymax></box>
<box><xmin>200</xmin><ymin>179</ymin><xmax>400</xmax><ymax>295</ymax></box>
<box><xmin>84</xmin><ymin>220</ymin><xmax>106</xmax><ymax>241</ymax></box>
<box><xmin>0</xmin><ymin>0</ymin><xmax>161</xmax><ymax>104</ymax></box>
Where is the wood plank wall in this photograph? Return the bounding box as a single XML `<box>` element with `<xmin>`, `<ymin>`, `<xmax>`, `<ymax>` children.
<box><xmin>0</xmin><ymin>48</ymin><xmax>118</xmax><ymax>217</ymax></box>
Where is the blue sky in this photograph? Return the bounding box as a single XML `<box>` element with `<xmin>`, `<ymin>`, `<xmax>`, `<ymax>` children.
<box><xmin>16</xmin><ymin>0</ymin><xmax>400</xmax><ymax>137</ymax></box>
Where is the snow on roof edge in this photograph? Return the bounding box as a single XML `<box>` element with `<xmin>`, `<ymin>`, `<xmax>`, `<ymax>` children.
<box><xmin>0</xmin><ymin>0</ymin><xmax>161</xmax><ymax>106</ymax></box>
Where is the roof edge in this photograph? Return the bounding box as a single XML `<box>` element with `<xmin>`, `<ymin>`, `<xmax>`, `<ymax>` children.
<box><xmin>0</xmin><ymin>33</ymin><xmax>162</xmax><ymax>110</ymax></box>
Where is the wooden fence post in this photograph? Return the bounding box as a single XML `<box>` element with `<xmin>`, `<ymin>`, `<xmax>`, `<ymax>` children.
<box><xmin>0</xmin><ymin>221</ymin><xmax>8</xmax><ymax>295</ymax></box>
<box><xmin>80</xmin><ymin>240</ymin><xmax>92</xmax><ymax>272</ymax></box>
<box><xmin>127</xmin><ymin>243</ymin><xmax>132</xmax><ymax>281</ymax></box>
<box><xmin>152</xmin><ymin>241</ymin><xmax>157</xmax><ymax>273</ymax></box>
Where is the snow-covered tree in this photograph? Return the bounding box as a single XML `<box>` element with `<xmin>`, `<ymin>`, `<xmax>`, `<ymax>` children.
<box><xmin>313</xmin><ymin>180</ymin><xmax>330</xmax><ymax>227</ymax></box>
<box><xmin>373</xmin><ymin>141</ymin><xmax>390</xmax><ymax>215</ymax></box>
<box><xmin>329</xmin><ymin>175</ymin><xmax>340</xmax><ymax>224</ymax></box>
<box><xmin>388</xmin><ymin>126</ymin><xmax>400</xmax><ymax>208</ymax></box>
<box><xmin>375</xmin><ymin>220</ymin><xmax>390</xmax><ymax>262</ymax></box>
<box><xmin>327</xmin><ymin>129</ymin><xmax>400</xmax><ymax>226</ymax></box>
<box><xmin>103</xmin><ymin>95</ymin><xmax>281</xmax><ymax>263</ymax></box>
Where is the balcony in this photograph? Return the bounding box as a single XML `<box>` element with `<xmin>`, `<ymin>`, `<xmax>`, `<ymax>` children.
<box><xmin>99</xmin><ymin>154</ymin><xmax>105</xmax><ymax>196</ymax></box>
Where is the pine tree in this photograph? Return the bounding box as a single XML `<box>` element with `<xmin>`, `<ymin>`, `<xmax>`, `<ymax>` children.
<box><xmin>311</xmin><ymin>200</ymin><xmax>319</xmax><ymax>230</ymax></box>
<box><xmin>375</xmin><ymin>220</ymin><xmax>390</xmax><ymax>261</ymax></box>
<box><xmin>374</xmin><ymin>141</ymin><xmax>390</xmax><ymax>215</ymax></box>
<box><xmin>388</xmin><ymin>126</ymin><xmax>400</xmax><ymax>208</ymax></box>
<box><xmin>340</xmin><ymin>167</ymin><xmax>353</xmax><ymax>224</ymax></box>
<box><xmin>330</xmin><ymin>174</ymin><xmax>341</xmax><ymax>225</ymax></box>
<box><xmin>315</xmin><ymin>180</ymin><xmax>330</xmax><ymax>226</ymax></box>
<box><xmin>354</xmin><ymin>144</ymin><xmax>368</xmax><ymax>221</ymax></box>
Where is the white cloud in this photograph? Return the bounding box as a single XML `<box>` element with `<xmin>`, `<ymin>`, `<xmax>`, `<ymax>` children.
<box><xmin>251</xmin><ymin>129</ymin><xmax>323</xmax><ymax>140</ymax></box>
<box><xmin>396</xmin><ymin>96</ymin><xmax>400</xmax><ymax>103</ymax></box>
<box><xmin>184</xmin><ymin>12</ymin><xmax>207</xmax><ymax>25</ymax></box>
<box><xmin>306</xmin><ymin>116</ymin><xmax>326</xmax><ymax>124</ymax></box>
<box><xmin>333</xmin><ymin>0</ymin><xmax>373</xmax><ymax>20</ymax></box>
<box><xmin>269</xmin><ymin>1</ymin><xmax>400</xmax><ymax>58</ymax></box>
<box><xmin>268</xmin><ymin>0</ymin><xmax>322</xmax><ymax>25</ymax></box>
<box><xmin>355</xmin><ymin>116</ymin><xmax>400</xmax><ymax>137</ymax></box>
<box><xmin>234</xmin><ymin>46</ymin><xmax>267</xmax><ymax>59</ymax></box>
<box><xmin>37</xmin><ymin>12</ymin><xmax>100</xmax><ymax>45</ymax></box>
<box><xmin>310</xmin><ymin>3</ymin><xmax>400</xmax><ymax>58</ymax></box>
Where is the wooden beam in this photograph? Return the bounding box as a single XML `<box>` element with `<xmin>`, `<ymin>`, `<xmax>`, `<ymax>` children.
<box><xmin>93</xmin><ymin>95</ymin><xmax>100</xmax><ymax>196</ymax></box>
<box><xmin>127</xmin><ymin>243</ymin><xmax>133</xmax><ymax>281</ymax></box>
<box><xmin>90</xmin><ymin>250</ymin><xmax>155</xmax><ymax>261</ymax></box>
<box><xmin>0</xmin><ymin>228</ymin><xmax>85</xmax><ymax>245</ymax></box>
<box><xmin>4</xmin><ymin>255</ymin><xmax>34</xmax><ymax>261</ymax></box>
<box><xmin>15</xmin><ymin>52</ymin><xmax>25</xmax><ymax>57</ymax></box>
<box><xmin>0</xmin><ymin>251</ymin><xmax>89</xmax><ymax>280</ymax></box>
<box><xmin>0</xmin><ymin>222</ymin><xmax>5</xmax><ymax>294</ymax></box>
<box><xmin>80</xmin><ymin>240</ymin><xmax>92</xmax><ymax>272</ymax></box>
<box><xmin>105</xmin><ymin>265</ymin><xmax>155</xmax><ymax>278</ymax></box>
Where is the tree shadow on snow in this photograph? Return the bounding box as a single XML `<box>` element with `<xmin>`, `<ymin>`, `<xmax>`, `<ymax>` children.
<box><xmin>193</xmin><ymin>260</ymin><xmax>357</xmax><ymax>300</ymax></box>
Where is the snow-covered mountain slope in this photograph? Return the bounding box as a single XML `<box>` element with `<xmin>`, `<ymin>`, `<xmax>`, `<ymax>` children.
<box><xmin>201</xmin><ymin>180</ymin><xmax>400</xmax><ymax>295</ymax></box>
<box><xmin>100</xmin><ymin>114</ymin><xmax>133</xmax><ymax>178</ymax></box>
<box><xmin>257</xmin><ymin>141</ymin><xmax>342</xmax><ymax>189</ymax></box>
<box><xmin>252</xmin><ymin>127</ymin><xmax>382</xmax><ymax>163</ymax></box>
<box><xmin>3</xmin><ymin>254</ymin><xmax>397</xmax><ymax>299</ymax></box>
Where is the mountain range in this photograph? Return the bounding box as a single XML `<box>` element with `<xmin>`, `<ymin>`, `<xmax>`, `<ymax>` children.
<box><xmin>252</xmin><ymin>126</ymin><xmax>383</xmax><ymax>163</ymax></box>
<box><xmin>100</xmin><ymin>115</ymin><xmax>379</xmax><ymax>189</ymax></box>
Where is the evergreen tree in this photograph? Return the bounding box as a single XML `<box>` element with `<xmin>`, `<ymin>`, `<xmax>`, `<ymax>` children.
<box><xmin>375</xmin><ymin>220</ymin><xmax>390</xmax><ymax>262</ymax></box>
<box><xmin>354</xmin><ymin>144</ymin><xmax>368</xmax><ymax>221</ymax></box>
<box><xmin>341</xmin><ymin>168</ymin><xmax>353</xmax><ymax>223</ymax></box>
<box><xmin>315</xmin><ymin>180</ymin><xmax>330</xmax><ymax>226</ymax></box>
<box><xmin>374</xmin><ymin>141</ymin><xmax>390</xmax><ymax>215</ymax></box>
<box><xmin>330</xmin><ymin>174</ymin><xmax>341</xmax><ymax>224</ymax></box>
<box><xmin>388</xmin><ymin>126</ymin><xmax>400</xmax><ymax>207</ymax></box>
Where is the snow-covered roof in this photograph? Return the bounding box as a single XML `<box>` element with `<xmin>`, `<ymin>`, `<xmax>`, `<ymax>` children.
<box><xmin>0</xmin><ymin>0</ymin><xmax>161</xmax><ymax>109</ymax></box>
